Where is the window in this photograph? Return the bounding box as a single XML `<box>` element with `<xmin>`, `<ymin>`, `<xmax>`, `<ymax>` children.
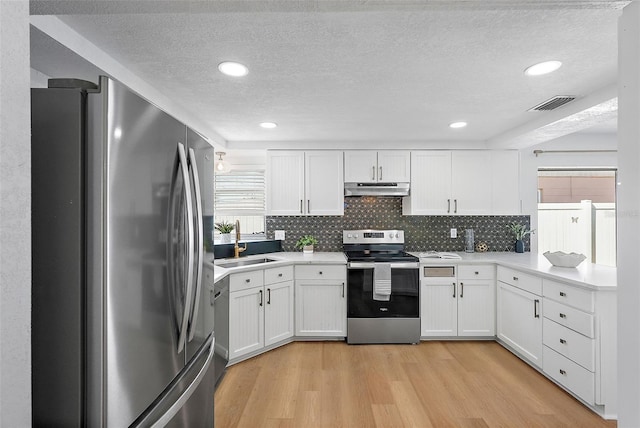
<box><xmin>537</xmin><ymin>169</ymin><xmax>616</xmax><ymax>266</ymax></box>
<box><xmin>214</xmin><ymin>169</ymin><xmax>265</xmax><ymax>236</ymax></box>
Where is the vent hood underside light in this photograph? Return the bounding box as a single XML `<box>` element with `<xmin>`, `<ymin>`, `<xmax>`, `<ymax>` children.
<box><xmin>344</xmin><ymin>182</ymin><xmax>410</xmax><ymax>197</ymax></box>
<box><xmin>528</xmin><ymin>95</ymin><xmax>577</xmax><ymax>111</ymax></box>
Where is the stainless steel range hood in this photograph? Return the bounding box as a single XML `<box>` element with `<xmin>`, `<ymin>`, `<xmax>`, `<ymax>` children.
<box><xmin>344</xmin><ymin>182</ymin><xmax>410</xmax><ymax>197</ymax></box>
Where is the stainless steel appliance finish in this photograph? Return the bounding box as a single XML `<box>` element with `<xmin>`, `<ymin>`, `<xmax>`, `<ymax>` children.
<box><xmin>344</xmin><ymin>182</ymin><xmax>410</xmax><ymax>197</ymax></box>
<box><xmin>31</xmin><ymin>77</ymin><xmax>215</xmax><ymax>427</ymax></box>
<box><xmin>344</xmin><ymin>230</ymin><xmax>420</xmax><ymax>344</ymax></box>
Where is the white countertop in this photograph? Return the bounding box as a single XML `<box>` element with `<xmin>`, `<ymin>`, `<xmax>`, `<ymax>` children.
<box><xmin>207</xmin><ymin>252</ymin><xmax>347</xmax><ymax>283</ymax></box>
<box><xmin>206</xmin><ymin>250</ymin><xmax>615</xmax><ymax>291</ymax></box>
<box><xmin>411</xmin><ymin>251</ymin><xmax>616</xmax><ymax>291</ymax></box>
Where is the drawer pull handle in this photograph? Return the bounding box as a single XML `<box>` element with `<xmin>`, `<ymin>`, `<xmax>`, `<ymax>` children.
<box><xmin>267</xmin><ymin>288</ymin><xmax>271</xmax><ymax>305</ymax></box>
<box><xmin>560</xmin><ymin>291</ymin><xmax>566</xmax><ymax>297</ymax></box>
<box><xmin>513</xmin><ymin>276</ymin><xmax>519</xmax><ymax>281</ymax></box>
<box><xmin>559</xmin><ymin>313</ymin><xmax>566</xmax><ymax>318</ymax></box>
<box><xmin>474</xmin><ymin>271</ymin><xmax>479</xmax><ymax>275</ymax></box>
<box><xmin>460</xmin><ymin>282</ymin><xmax>464</xmax><ymax>298</ymax></box>
<box><xmin>245</xmin><ymin>279</ymin><xmax>251</xmax><ymax>283</ymax></box>
<box><xmin>259</xmin><ymin>290</ymin><xmax>263</xmax><ymax>306</ymax></box>
<box><xmin>560</xmin><ymin>338</ymin><xmax>567</xmax><ymax>344</ymax></box>
<box><xmin>559</xmin><ymin>369</ymin><xmax>567</xmax><ymax>376</ymax></box>
<box><xmin>534</xmin><ymin>299</ymin><xmax>540</xmax><ymax>318</ymax></box>
<box><xmin>452</xmin><ymin>282</ymin><xmax>456</xmax><ymax>298</ymax></box>
<box><xmin>342</xmin><ymin>282</ymin><xmax>345</xmax><ymax>298</ymax></box>
<box><xmin>278</xmin><ymin>273</ymin><xmax>283</xmax><ymax>277</ymax></box>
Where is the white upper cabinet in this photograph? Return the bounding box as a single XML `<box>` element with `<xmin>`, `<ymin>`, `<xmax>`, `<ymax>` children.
<box><xmin>267</xmin><ymin>150</ymin><xmax>343</xmax><ymax>216</ymax></box>
<box><xmin>403</xmin><ymin>150</ymin><xmax>520</xmax><ymax>215</ymax></box>
<box><xmin>344</xmin><ymin>150</ymin><xmax>410</xmax><ymax>183</ymax></box>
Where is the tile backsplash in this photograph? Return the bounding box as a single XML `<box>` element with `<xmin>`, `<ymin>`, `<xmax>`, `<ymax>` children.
<box><xmin>266</xmin><ymin>197</ymin><xmax>531</xmax><ymax>252</ymax></box>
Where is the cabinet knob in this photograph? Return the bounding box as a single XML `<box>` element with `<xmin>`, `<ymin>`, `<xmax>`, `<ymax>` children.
<box><xmin>319</xmin><ymin>271</ymin><xmax>323</xmax><ymax>275</ymax></box>
<box><xmin>559</xmin><ymin>291</ymin><xmax>566</xmax><ymax>297</ymax></box>
<box><xmin>560</xmin><ymin>338</ymin><xmax>567</xmax><ymax>344</ymax></box>
<box><xmin>474</xmin><ymin>271</ymin><xmax>479</xmax><ymax>275</ymax></box>
<box><xmin>559</xmin><ymin>369</ymin><xmax>567</xmax><ymax>376</ymax></box>
<box><xmin>559</xmin><ymin>313</ymin><xmax>566</xmax><ymax>319</ymax></box>
<box><xmin>278</xmin><ymin>273</ymin><xmax>283</xmax><ymax>277</ymax></box>
<box><xmin>513</xmin><ymin>276</ymin><xmax>519</xmax><ymax>281</ymax></box>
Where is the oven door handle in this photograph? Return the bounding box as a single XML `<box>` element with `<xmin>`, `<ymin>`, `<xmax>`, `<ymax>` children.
<box><xmin>347</xmin><ymin>262</ymin><xmax>419</xmax><ymax>269</ymax></box>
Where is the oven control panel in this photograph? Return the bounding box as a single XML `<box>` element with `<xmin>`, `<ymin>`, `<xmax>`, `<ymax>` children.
<box><xmin>343</xmin><ymin>229</ymin><xmax>405</xmax><ymax>244</ymax></box>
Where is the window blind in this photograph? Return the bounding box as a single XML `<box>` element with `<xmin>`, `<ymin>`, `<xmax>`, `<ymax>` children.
<box><xmin>214</xmin><ymin>170</ymin><xmax>265</xmax><ymax>215</ymax></box>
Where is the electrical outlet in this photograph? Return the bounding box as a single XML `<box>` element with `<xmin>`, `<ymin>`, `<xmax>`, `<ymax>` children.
<box><xmin>450</xmin><ymin>228</ymin><xmax>457</xmax><ymax>238</ymax></box>
<box><xmin>275</xmin><ymin>230</ymin><xmax>285</xmax><ymax>240</ymax></box>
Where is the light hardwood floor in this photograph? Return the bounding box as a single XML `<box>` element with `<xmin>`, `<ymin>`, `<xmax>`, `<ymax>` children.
<box><xmin>214</xmin><ymin>341</ymin><xmax>616</xmax><ymax>427</ymax></box>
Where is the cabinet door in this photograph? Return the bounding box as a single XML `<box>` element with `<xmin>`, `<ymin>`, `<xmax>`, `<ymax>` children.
<box><xmin>295</xmin><ymin>281</ymin><xmax>346</xmax><ymax>336</ymax></box>
<box><xmin>420</xmin><ymin>280</ymin><xmax>457</xmax><ymax>336</ymax></box>
<box><xmin>377</xmin><ymin>151</ymin><xmax>410</xmax><ymax>182</ymax></box>
<box><xmin>457</xmin><ymin>279</ymin><xmax>495</xmax><ymax>336</ymax></box>
<box><xmin>403</xmin><ymin>151</ymin><xmax>452</xmax><ymax>215</ymax></box>
<box><xmin>491</xmin><ymin>151</ymin><xmax>520</xmax><ymax>214</ymax></box>
<box><xmin>497</xmin><ymin>282</ymin><xmax>542</xmax><ymax>367</ymax></box>
<box><xmin>344</xmin><ymin>151</ymin><xmax>378</xmax><ymax>183</ymax></box>
<box><xmin>229</xmin><ymin>287</ymin><xmax>264</xmax><ymax>360</ymax></box>
<box><xmin>266</xmin><ymin>151</ymin><xmax>305</xmax><ymax>215</ymax></box>
<box><xmin>305</xmin><ymin>151</ymin><xmax>344</xmax><ymax>215</ymax></box>
<box><xmin>451</xmin><ymin>151</ymin><xmax>492</xmax><ymax>215</ymax></box>
<box><xmin>264</xmin><ymin>281</ymin><xmax>294</xmax><ymax>346</ymax></box>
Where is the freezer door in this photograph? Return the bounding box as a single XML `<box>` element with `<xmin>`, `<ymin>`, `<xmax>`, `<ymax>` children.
<box><xmin>88</xmin><ymin>77</ymin><xmax>191</xmax><ymax>427</ymax></box>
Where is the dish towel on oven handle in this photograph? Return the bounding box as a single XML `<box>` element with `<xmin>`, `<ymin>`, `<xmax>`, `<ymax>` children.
<box><xmin>373</xmin><ymin>263</ymin><xmax>392</xmax><ymax>301</ymax></box>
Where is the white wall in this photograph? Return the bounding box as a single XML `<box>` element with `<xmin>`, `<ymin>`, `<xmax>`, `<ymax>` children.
<box><xmin>617</xmin><ymin>3</ymin><xmax>640</xmax><ymax>426</ymax></box>
<box><xmin>0</xmin><ymin>1</ymin><xmax>32</xmax><ymax>426</ymax></box>
<box><xmin>519</xmin><ymin>133</ymin><xmax>617</xmax><ymax>253</ymax></box>
<box><xmin>30</xmin><ymin>68</ymin><xmax>50</xmax><ymax>88</ymax></box>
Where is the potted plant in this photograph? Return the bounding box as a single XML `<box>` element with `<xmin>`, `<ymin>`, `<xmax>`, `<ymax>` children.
<box><xmin>295</xmin><ymin>235</ymin><xmax>318</xmax><ymax>254</ymax></box>
<box><xmin>215</xmin><ymin>221</ymin><xmax>235</xmax><ymax>244</ymax></box>
<box><xmin>508</xmin><ymin>222</ymin><xmax>534</xmax><ymax>253</ymax></box>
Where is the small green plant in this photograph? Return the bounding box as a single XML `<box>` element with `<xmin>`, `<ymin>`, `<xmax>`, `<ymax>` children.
<box><xmin>508</xmin><ymin>222</ymin><xmax>534</xmax><ymax>240</ymax></box>
<box><xmin>214</xmin><ymin>221</ymin><xmax>234</xmax><ymax>234</ymax></box>
<box><xmin>295</xmin><ymin>235</ymin><xmax>318</xmax><ymax>249</ymax></box>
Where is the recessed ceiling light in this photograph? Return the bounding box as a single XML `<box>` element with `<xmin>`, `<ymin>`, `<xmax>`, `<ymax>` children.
<box><xmin>449</xmin><ymin>121</ymin><xmax>467</xmax><ymax>129</ymax></box>
<box><xmin>524</xmin><ymin>60</ymin><xmax>562</xmax><ymax>76</ymax></box>
<box><xmin>260</xmin><ymin>122</ymin><xmax>278</xmax><ymax>129</ymax></box>
<box><xmin>218</xmin><ymin>61</ymin><xmax>249</xmax><ymax>77</ymax></box>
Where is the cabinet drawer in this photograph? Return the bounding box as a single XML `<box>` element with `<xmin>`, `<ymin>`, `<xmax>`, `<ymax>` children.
<box><xmin>543</xmin><ymin>318</ymin><xmax>595</xmax><ymax>371</ymax></box>
<box><xmin>543</xmin><ymin>280</ymin><xmax>594</xmax><ymax>313</ymax></box>
<box><xmin>497</xmin><ymin>267</ymin><xmax>542</xmax><ymax>295</ymax></box>
<box><xmin>264</xmin><ymin>265</ymin><xmax>294</xmax><ymax>285</ymax></box>
<box><xmin>543</xmin><ymin>298</ymin><xmax>594</xmax><ymax>338</ymax></box>
<box><xmin>229</xmin><ymin>270</ymin><xmax>264</xmax><ymax>292</ymax></box>
<box><xmin>543</xmin><ymin>346</ymin><xmax>595</xmax><ymax>405</ymax></box>
<box><xmin>458</xmin><ymin>264</ymin><xmax>495</xmax><ymax>280</ymax></box>
<box><xmin>295</xmin><ymin>264</ymin><xmax>345</xmax><ymax>280</ymax></box>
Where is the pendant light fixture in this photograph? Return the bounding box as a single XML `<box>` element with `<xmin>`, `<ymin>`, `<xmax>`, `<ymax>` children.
<box><xmin>215</xmin><ymin>152</ymin><xmax>228</xmax><ymax>173</ymax></box>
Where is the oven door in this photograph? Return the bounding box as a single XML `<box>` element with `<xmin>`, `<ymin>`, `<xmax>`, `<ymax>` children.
<box><xmin>347</xmin><ymin>262</ymin><xmax>419</xmax><ymax>318</ymax></box>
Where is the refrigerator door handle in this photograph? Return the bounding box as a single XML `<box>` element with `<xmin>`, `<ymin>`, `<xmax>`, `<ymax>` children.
<box><xmin>168</xmin><ymin>142</ymin><xmax>196</xmax><ymax>354</ymax></box>
<box><xmin>132</xmin><ymin>334</ymin><xmax>215</xmax><ymax>428</ymax></box>
<box><xmin>186</xmin><ymin>148</ymin><xmax>204</xmax><ymax>342</ymax></box>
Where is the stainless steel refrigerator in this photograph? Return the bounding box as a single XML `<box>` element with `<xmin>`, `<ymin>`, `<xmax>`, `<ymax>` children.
<box><xmin>31</xmin><ymin>76</ymin><xmax>216</xmax><ymax>427</ymax></box>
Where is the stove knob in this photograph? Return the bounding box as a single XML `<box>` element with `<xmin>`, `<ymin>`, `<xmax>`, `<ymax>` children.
<box><xmin>395</xmin><ymin>233</ymin><xmax>400</xmax><ymax>238</ymax></box>
<box><xmin>388</xmin><ymin>233</ymin><xmax>393</xmax><ymax>238</ymax></box>
<box><xmin>347</xmin><ymin>234</ymin><xmax>352</xmax><ymax>239</ymax></box>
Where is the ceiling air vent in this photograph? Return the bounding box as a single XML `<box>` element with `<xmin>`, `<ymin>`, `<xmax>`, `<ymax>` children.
<box><xmin>528</xmin><ymin>96</ymin><xmax>577</xmax><ymax>112</ymax></box>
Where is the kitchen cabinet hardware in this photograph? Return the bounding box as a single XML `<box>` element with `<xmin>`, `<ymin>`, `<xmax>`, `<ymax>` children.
<box><xmin>560</xmin><ymin>291</ymin><xmax>566</xmax><ymax>297</ymax></box>
<box><xmin>259</xmin><ymin>290</ymin><xmax>263</xmax><ymax>306</ymax></box>
<box><xmin>372</xmin><ymin>166</ymin><xmax>376</xmax><ymax>181</ymax></box>
<box><xmin>319</xmin><ymin>271</ymin><xmax>323</xmax><ymax>275</ymax></box>
<box><xmin>300</xmin><ymin>200</ymin><xmax>303</xmax><ymax>214</ymax></box>
<box><xmin>278</xmin><ymin>273</ymin><xmax>283</xmax><ymax>277</ymax></box>
<box><xmin>513</xmin><ymin>276</ymin><xmax>519</xmax><ymax>281</ymax></box>
<box><xmin>559</xmin><ymin>369</ymin><xmax>567</xmax><ymax>375</ymax></box>
<box><xmin>559</xmin><ymin>313</ymin><xmax>567</xmax><ymax>318</ymax></box>
<box><xmin>454</xmin><ymin>199</ymin><xmax>458</xmax><ymax>214</ymax></box>
<box><xmin>307</xmin><ymin>200</ymin><xmax>310</xmax><ymax>213</ymax></box>
<box><xmin>379</xmin><ymin>166</ymin><xmax>383</xmax><ymax>180</ymax></box>
<box><xmin>452</xmin><ymin>282</ymin><xmax>456</xmax><ymax>298</ymax></box>
<box><xmin>342</xmin><ymin>282</ymin><xmax>345</xmax><ymax>297</ymax></box>
<box><xmin>475</xmin><ymin>271</ymin><xmax>479</xmax><ymax>275</ymax></box>
<box><xmin>460</xmin><ymin>282</ymin><xmax>464</xmax><ymax>298</ymax></box>
<box><xmin>267</xmin><ymin>288</ymin><xmax>271</xmax><ymax>305</ymax></box>
<box><xmin>560</xmin><ymin>338</ymin><xmax>567</xmax><ymax>344</ymax></box>
<box><xmin>246</xmin><ymin>278</ymin><xmax>251</xmax><ymax>283</ymax></box>
<box><xmin>447</xmin><ymin>199</ymin><xmax>451</xmax><ymax>213</ymax></box>
<box><xmin>534</xmin><ymin>299</ymin><xmax>540</xmax><ymax>318</ymax></box>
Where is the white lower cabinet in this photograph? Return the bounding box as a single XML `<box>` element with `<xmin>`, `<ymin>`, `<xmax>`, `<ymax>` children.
<box><xmin>295</xmin><ymin>264</ymin><xmax>346</xmax><ymax>337</ymax></box>
<box><xmin>421</xmin><ymin>264</ymin><xmax>495</xmax><ymax>337</ymax></box>
<box><xmin>228</xmin><ymin>265</ymin><xmax>294</xmax><ymax>360</ymax></box>
<box><xmin>496</xmin><ymin>270</ymin><xmax>543</xmax><ymax>367</ymax></box>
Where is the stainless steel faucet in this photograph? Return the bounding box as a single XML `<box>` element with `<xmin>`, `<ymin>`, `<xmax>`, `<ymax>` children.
<box><xmin>234</xmin><ymin>219</ymin><xmax>247</xmax><ymax>258</ymax></box>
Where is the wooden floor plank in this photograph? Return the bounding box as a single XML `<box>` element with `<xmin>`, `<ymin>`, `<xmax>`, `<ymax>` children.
<box><xmin>214</xmin><ymin>341</ymin><xmax>616</xmax><ymax>428</ymax></box>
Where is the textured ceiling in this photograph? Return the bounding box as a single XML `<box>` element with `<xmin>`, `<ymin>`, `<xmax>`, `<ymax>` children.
<box><xmin>30</xmin><ymin>1</ymin><xmax>624</xmax><ymax>146</ymax></box>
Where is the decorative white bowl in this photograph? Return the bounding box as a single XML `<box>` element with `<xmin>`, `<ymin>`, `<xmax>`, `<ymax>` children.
<box><xmin>543</xmin><ymin>251</ymin><xmax>587</xmax><ymax>268</ymax></box>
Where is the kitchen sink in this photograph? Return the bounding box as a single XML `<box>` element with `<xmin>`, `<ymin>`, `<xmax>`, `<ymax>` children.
<box><xmin>215</xmin><ymin>257</ymin><xmax>277</xmax><ymax>268</ymax></box>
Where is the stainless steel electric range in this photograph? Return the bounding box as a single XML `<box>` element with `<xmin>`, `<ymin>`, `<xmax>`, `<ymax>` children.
<box><xmin>344</xmin><ymin>230</ymin><xmax>420</xmax><ymax>344</ymax></box>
